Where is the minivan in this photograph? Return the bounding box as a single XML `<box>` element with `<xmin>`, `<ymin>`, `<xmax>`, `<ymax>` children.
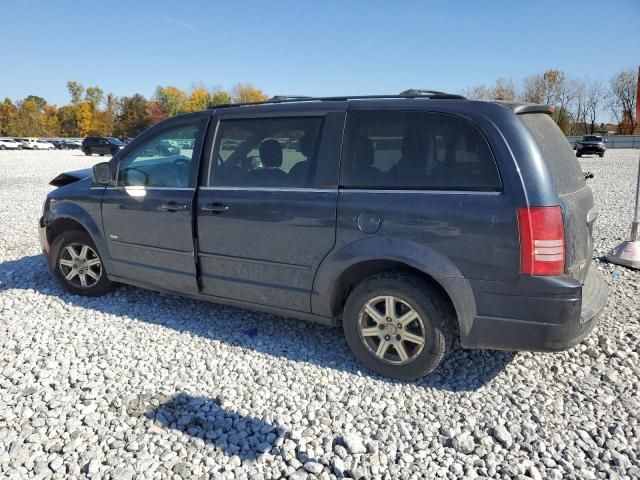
<box><xmin>40</xmin><ymin>90</ymin><xmax>608</xmax><ymax>380</ymax></box>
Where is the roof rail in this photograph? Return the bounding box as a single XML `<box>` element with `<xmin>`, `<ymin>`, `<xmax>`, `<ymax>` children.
<box><xmin>399</xmin><ymin>89</ymin><xmax>466</xmax><ymax>99</ymax></box>
<box><xmin>207</xmin><ymin>91</ymin><xmax>466</xmax><ymax>109</ymax></box>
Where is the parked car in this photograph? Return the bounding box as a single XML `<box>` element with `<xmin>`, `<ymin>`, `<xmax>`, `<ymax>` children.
<box><xmin>0</xmin><ymin>138</ymin><xmax>22</xmax><ymax>150</ymax></box>
<box><xmin>576</xmin><ymin>135</ymin><xmax>606</xmax><ymax>157</ymax></box>
<box><xmin>39</xmin><ymin>91</ymin><xmax>608</xmax><ymax>380</ymax></box>
<box><xmin>65</xmin><ymin>140</ymin><xmax>82</xmax><ymax>150</ymax></box>
<box><xmin>82</xmin><ymin>136</ymin><xmax>125</xmax><ymax>156</ymax></box>
<box><xmin>51</xmin><ymin>140</ymin><xmax>68</xmax><ymax>150</ymax></box>
<box><xmin>20</xmin><ymin>138</ymin><xmax>54</xmax><ymax>150</ymax></box>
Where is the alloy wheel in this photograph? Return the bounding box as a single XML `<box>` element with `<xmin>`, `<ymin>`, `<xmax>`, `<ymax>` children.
<box><xmin>58</xmin><ymin>243</ymin><xmax>102</xmax><ymax>288</ymax></box>
<box><xmin>357</xmin><ymin>295</ymin><xmax>427</xmax><ymax>365</ymax></box>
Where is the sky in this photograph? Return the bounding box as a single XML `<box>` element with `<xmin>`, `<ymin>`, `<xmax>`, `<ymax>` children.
<box><xmin>1</xmin><ymin>0</ymin><xmax>639</xmax><ymax>107</ymax></box>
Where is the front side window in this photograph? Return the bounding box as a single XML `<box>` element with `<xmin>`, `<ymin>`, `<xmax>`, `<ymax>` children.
<box><xmin>117</xmin><ymin>122</ymin><xmax>200</xmax><ymax>188</ymax></box>
<box><xmin>341</xmin><ymin>111</ymin><xmax>501</xmax><ymax>191</ymax></box>
<box><xmin>210</xmin><ymin>116</ymin><xmax>323</xmax><ymax>187</ymax></box>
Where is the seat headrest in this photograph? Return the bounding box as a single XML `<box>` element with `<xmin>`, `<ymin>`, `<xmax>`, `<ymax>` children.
<box><xmin>259</xmin><ymin>139</ymin><xmax>283</xmax><ymax>168</ymax></box>
<box><xmin>401</xmin><ymin>134</ymin><xmax>430</xmax><ymax>157</ymax></box>
<box><xmin>354</xmin><ymin>136</ymin><xmax>374</xmax><ymax>167</ymax></box>
<box><xmin>298</xmin><ymin>135</ymin><xmax>315</xmax><ymax>158</ymax></box>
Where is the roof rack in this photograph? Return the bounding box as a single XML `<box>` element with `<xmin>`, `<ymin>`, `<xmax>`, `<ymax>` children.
<box><xmin>207</xmin><ymin>89</ymin><xmax>466</xmax><ymax>109</ymax></box>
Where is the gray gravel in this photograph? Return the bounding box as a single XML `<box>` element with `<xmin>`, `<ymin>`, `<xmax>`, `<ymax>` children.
<box><xmin>0</xmin><ymin>149</ymin><xmax>639</xmax><ymax>479</ymax></box>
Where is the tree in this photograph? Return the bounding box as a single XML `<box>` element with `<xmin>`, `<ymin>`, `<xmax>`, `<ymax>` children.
<box><xmin>57</xmin><ymin>105</ymin><xmax>78</xmax><ymax>137</ymax></box>
<box><xmin>491</xmin><ymin>78</ymin><xmax>516</xmax><ymax>101</ymax></box>
<box><xmin>183</xmin><ymin>87</ymin><xmax>211</xmax><ymax>112</ymax></box>
<box><xmin>232</xmin><ymin>83</ymin><xmax>268</xmax><ymax>103</ymax></box>
<box><xmin>0</xmin><ymin>98</ymin><xmax>18</xmax><ymax>136</ymax></box>
<box><xmin>584</xmin><ymin>79</ymin><xmax>605</xmax><ymax>134</ymax></box>
<box><xmin>25</xmin><ymin>95</ymin><xmax>47</xmax><ymax>110</ymax></box>
<box><xmin>14</xmin><ymin>98</ymin><xmax>45</xmax><ymax>136</ymax></box>
<box><xmin>608</xmin><ymin>68</ymin><xmax>637</xmax><ymax>135</ymax></box>
<box><xmin>66</xmin><ymin>81</ymin><xmax>84</xmax><ymax>105</ymax></box>
<box><xmin>154</xmin><ymin>86</ymin><xmax>186</xmax><ymax>116</ymax></box>
<box><xmin>147</xmin><ymin>100</ymin><xmax>168</xmax><ymax>124</ymax></box>
<box><xmin>41</xmin><ymin>105</ymin><xmax>60</xmax><ymax>136</ymax></box>
<box><xmin>85</xmin><ymin>86</ymin><xmax>104</xmax><ymax>109</ymax></box>
<box><xmin>74</xmin><ymin>102</ymin><xmax>94</xmax><ymax>136</ymax></box>
<box><xmin>114</xmin><ymin>94</ymin><xmax>152</xmax><ymax>137</ymax></box>
<box><xmin>209</xmin><ymin>89</ymin><xmax>232</xmax><ymax>106</ymax></box>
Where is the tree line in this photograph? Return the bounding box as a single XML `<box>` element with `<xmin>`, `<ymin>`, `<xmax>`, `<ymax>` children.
<box><xmin>0</xmin><ymin>82</ymin><xmax>268</xmax><ymax>138</ymax></box>
<box><xmin>0</xmin><ymin>67</ymin><xmax>637</xmax><ymax>139</ymax></box>
<box><xmin>461</xmin><ymin>67</ymin><xmax>638</xmax><ymax>135</ymax></box>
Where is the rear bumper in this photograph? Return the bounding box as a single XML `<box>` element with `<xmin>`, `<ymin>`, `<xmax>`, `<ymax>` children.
<box><xmin>462</xmin><ymin>266</ymin><xmax>608</xmax><ymax>352</ymax></box>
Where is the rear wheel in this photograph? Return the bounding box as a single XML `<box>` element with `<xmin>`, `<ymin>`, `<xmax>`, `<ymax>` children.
<box><xmin>342</xmin><ymin>272</ymin><xmax>454</xmax><ymax>380</ymax></box>
<box><xmin>599</xmin><ymin>153</ymin><xmax>604</xmax><ymax>157</ymax></box>
<box><xmin>50</xmin><ymin>231</ymin><xmax>114</xmax><ymax>296</ymax></box>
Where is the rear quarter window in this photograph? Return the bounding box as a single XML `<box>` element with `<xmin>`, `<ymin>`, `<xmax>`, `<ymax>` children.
<box><xmin>519</xmin><ymin>114</ymin><xmax>586</xmax><ymax>195</ymax></box>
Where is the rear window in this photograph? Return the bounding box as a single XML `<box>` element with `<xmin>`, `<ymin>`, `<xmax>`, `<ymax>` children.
<box><xmin>341</xmin><ymin>111</ymin><xmax>501</xmax><ymax>191</ymax></box>
<box><xmin>520</xmin><ymin>114</ymin><xmax>586</xmax><ymax>195</ymax></box>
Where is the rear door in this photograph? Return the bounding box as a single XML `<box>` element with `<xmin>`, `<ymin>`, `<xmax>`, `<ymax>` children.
<box><xmin>519</xmin><ymin>113</ymin><xmax>594</xmax><ymax>283</ymax></box>
<box><xmin>101</xmin><ymin>118</ymin><xmax>206</xmax><ymax>292</ymax></box>
<box><xmin>196</xmin><ymin>107</ymin><xmax>345</xmax><ymax>312</ymax></box>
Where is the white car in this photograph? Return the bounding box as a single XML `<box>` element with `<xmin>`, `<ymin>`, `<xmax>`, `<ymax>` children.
<box><xmin>21</xmin><ymin>139</ymin><xmax>55</xmax><ymax>150</ymax></box>
<box><xmin>0</xmin><ymin>138</ymin><xmax>22</xmax><ymax>150</ymax></box>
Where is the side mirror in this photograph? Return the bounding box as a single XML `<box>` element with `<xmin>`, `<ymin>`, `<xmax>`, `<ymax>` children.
<box><xmin>92</xmin><ymin>162</ymin><xmax>112</xmax><ymax>185</ymax></box>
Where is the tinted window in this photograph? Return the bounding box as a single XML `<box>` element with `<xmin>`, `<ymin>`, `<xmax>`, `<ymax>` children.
<box><xmin>210</xmin><ymin>117</ymin><xmax>323</xmax><ymax>187</ymax></box>
<box><xmin>117</xmin><ymin>122</ymin><xmax>201</xmax><ymax>188</ymax></box>
<box><xmin>520</xmin><ymin>114</ymin><xmax>585</xmax><ymax>195</ymax></box>
<box><xmin>341</xmin><ymin>111</ymin><xmax>501</xmax><ymax>191</ymax></box>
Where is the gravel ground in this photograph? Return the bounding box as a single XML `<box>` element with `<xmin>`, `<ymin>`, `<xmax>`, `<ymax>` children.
<box><xmin>0</xmin><ymin>149</ymin><xmax>639</xmax><ymax>480</ymax></box>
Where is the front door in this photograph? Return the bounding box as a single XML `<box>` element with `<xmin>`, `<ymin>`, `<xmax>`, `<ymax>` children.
<box><xmin>101</xmin><ymin>118</ymin><xmax>206</xmax><ymax>292</ymax></box>
<box><xmin>196</xmin><ymin>110</ymin><xmax>344</xmax><ymax>312</ymax></box>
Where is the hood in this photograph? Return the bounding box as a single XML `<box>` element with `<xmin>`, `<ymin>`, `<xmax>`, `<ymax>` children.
<box><xmin>49</xmin><ymin>167</ymin><xmax>92</xmax><ymax>187</ymax></box>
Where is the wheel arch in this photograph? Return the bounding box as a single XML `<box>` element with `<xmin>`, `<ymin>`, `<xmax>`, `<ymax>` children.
<box><xmin>312</xmin><ymin>238</ymin><xmax>477</xmax><ymax>337</ymax></box>
<box><xmin>46</xmin><ymin>202</ymin><xmax>113</xmax><ymax>273</ymax></box>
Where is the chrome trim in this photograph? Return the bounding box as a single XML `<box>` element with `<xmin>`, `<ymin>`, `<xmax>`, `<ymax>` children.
<box><xmin>200</xmin><ymin>186</ymin><xmax>337</xmax><ymax>193</ymax></box>
<box><xmin>339</xmin><ymin>188</ymin><xmax>502</xmax><ymax>195</ymax></box>
<box><xmin>198</xmin><ymin>251</ymin><xmax>311</xmax><ymax>270</ymax></box>
<box><xmin>105</xmin><ymin>187</ymin><xmax>195</xmax><ymax>191</ymax></box>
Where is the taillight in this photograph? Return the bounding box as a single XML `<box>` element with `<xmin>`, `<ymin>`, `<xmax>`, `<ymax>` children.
<box><xmin>517</xmin><ymin>206</ymin><xmax>565</xmax><ymax>276</ymax></box>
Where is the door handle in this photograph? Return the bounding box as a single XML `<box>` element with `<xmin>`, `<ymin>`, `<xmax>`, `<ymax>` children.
<box><xmin>201</xmin><ymin>203</ymin><xmax>229</xmax><ymax>213</ymax></box>
<box><xmin>160</xmin><ymin>202</ymin><xmax>189</xmax><ymax>212</ymax></box>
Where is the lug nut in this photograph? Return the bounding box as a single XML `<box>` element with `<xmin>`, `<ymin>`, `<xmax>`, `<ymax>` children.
<box><xmin>384</xmin><ymin>335</ymin><xmax>390</xmax><ymax>341</ymax></box>
<box><xmin>397</xmin><ymin>323</ymin><xmax>402</xmax><ymax>328</ymax></box>
<box><xmin>396</xmin><ymin>334</ymin><xmax>401</xmax><ymax>341</ymax></box>
<box><xmin>386</xmin><ymin>317</ymin><xmax>391</xmax><ymax>322</ymax></box>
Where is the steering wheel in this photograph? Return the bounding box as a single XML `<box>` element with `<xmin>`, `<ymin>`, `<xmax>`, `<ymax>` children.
<box><xmin>172</xmin><ymin>156</ymin><xmax>191</xmax><ymax>187</ymax></box>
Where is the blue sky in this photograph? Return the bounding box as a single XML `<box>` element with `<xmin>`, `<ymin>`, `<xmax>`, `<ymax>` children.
<box><xmin>1</xmin><ymin>0</ymin><xmax>638</xmax><ymax>106</ymax></box>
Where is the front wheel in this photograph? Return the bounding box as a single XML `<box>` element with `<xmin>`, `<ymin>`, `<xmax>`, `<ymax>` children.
<box><xmin>50</xmin><ymin>231</ymin><xmax>114</xmax><ymax>296</ymax></box>
<box><xmin>83</xmin><ymin>148</ymin><xmax>92</xmax><ymax>156</ymax></box>
<box><xmin>342</xmin><ymin>272</ymin><xmax>454</xmax><ymax>380</ymax></box>
<box><xmin>599</xmin><ymin>153</ymin><xmax>604</xmax><ymax>157</ymax></box>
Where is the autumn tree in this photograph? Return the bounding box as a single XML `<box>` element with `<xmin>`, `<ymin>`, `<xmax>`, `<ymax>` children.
<box><xmin>209</xmin><ymin>89</ymin><xmax>232</xmax><ymax>106</ymax></box>
<box><xmin>57</xmin><ymin>106</ymin><xmax>78</xmax><ymax>137</ymax></box>
<box><xmin>155</xmin><ymin>86</ymin><xmax>186</xmax><ymax>116</ymax></box>
<box><xmin>232</xmin><ymin>83</ymin><xmax>268</xmax><ymax>103</ymax></box>
<box><xmin>115</xmin><ymin>94</ymin><xmax>152</xmax><ymax>137</ymax></box>
<box><xmin>74</xmin><ymin>102</ymin><xmax>94</xmax><ymax>136</ymax></box>
<box><xmin>66</xmin><ymin>81</ymin><xmax>84</xmax><ymax>105</ymax></box>
<box><xmin>0</xmin><ymin>98</ymin><xmax>18</xmax><ymax>136</ymax></box>
<box><xmin>183</xmin><ymin>87</ymin><xmax>211</xmax><ymax>112</ymax></box>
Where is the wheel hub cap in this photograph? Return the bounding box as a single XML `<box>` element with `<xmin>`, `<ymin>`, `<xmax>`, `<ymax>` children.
<box><xmin>58</xmin><ymin>243</ymin><xmax>102</xmax><ymax>288</ymax></box>
<box><xmin>358</xmin><ymin>295</ymin><xmax>427</xmax><ymax>365</ymax></box>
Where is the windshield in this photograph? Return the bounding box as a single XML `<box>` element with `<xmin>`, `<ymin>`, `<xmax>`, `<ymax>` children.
<box><xmin>583</xmin><ymin>136</ymin><xmax>602</xmax><ymax>141</ymax></box>
<box><xmin>106</xmin><ymin>137</ymin><xmax>124</xmax><ymax>146</ymax></box>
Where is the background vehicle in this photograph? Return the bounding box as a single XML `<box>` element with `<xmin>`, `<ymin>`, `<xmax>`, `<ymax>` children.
<box><xmin>21</xmin><ymin>138</ymin><xmax>54</xmax><ymax>150</ymax></box>
<box><xmin>65</xmin><ymin>140</ymin><xmax>82</xmax><ymax>149</ymax></box>
<box><xmin>39</xmin><ymin>92</ymin><xmax>608</xmax><ymax>380</ymax></box>
<box><xmin>82</xmin><ymin>136</ymin><xmax>125</xmax><ymax>156</ymax></box>
<box><xmin>0</xmin><ymin>138</ymin><xmax>22</xmax><ymax>150</ymax></box>
<box><xmin>576</xmin><ymin>135</ymin><xmax>606</xmax><ymax>157</ymax></box>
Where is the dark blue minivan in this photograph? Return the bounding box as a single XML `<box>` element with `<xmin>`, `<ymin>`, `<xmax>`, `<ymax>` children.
<box><xmin>39</xmin><ymin>91</ymin><xmax>608</xmax><ymax>379</ymax></box>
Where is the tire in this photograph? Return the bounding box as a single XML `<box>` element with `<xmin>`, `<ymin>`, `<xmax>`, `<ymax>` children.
<box><xmin>50</xmin><ymin>230</ymin><xmax>114</xmax><ymax>297</ymax></box>
<box><xmin>0</xmin><ymin>145</ymin><xmax>5</xmax><ymax>150</ymax></box>
<box><xmin>100</xmin><ymin>153</ymin><xmax>106</xmax><ymax>157</ymax></box>
<box><xmin>342</xmin><ymin>272</ymin><xmax>454</xmax><ymax>380</ymax></box>
<box><xmin>599</xmin><ymin>153</ymin><xmax>604</xmax><ymax>158</ymax></box>
<box><xmin>83</xmin><ymin>148</ymin><xmax>92</xmax><ymax>156</ymax></box>
<box><xmin>576</xmin><ymin>152</ymin><xmax>581</xmax><ymax>157</ymax></box>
